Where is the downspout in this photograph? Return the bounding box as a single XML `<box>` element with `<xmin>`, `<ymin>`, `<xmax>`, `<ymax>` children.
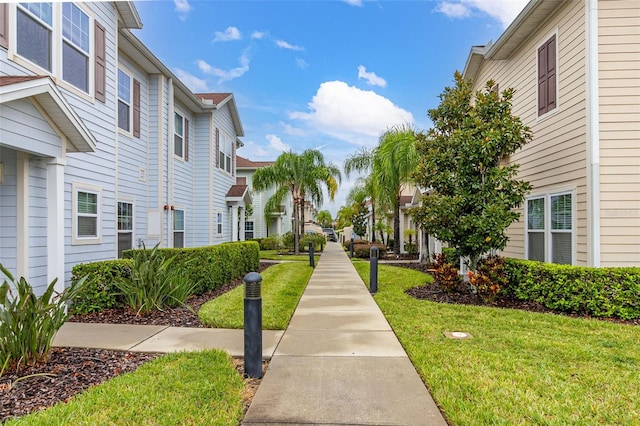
<box><xmin>167</xmin><ymin>77</ymin><xmax>174</xmax><ymax>248</ymax></box>
<box><xmin>586</xmin><ymin>0</ymin><xmax>601</xmax><ymax>266</ymax></box>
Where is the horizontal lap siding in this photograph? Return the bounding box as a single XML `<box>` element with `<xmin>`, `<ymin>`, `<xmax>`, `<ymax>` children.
<box><xmin>28</xmin><ymin>160</ymin><xmax>47</xmax><ymax>292</ymax></box>
<box><xmin>598</xmin><ymin>0</ymin><xmax>640</xmax><ymax>266</ymax></box>
<box><xmin>0</xmin><ymin>148</ymin><xmax>17</xmax><ymax>280</ymax></box>
<box><xmin>472</xmin><ymin>1</ymin><xmax>588</xmax><ymax>263</ymax></box>
<box><xmin>172</xmin><ymin>101</ymin><xmax>195</xmax><ymax>246</ymax></box>
<box><xmin>213</xmin><ymin>106</ymin><xmax>237</xmax><ymax>244</ymax></box>
<box><xmin>193</xmin><ymin>113</ymin><xmax>212</xmax><ymax>246</ymax></box>
<box><xmin>0</xmin><ymin>101</ymin><xmax>62</xmax><ymax>157</ymax></box>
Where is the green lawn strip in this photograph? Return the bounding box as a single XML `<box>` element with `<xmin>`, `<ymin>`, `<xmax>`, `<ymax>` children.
<box><xmin>260</xmin><ymin>250</ymin><xmax>320</xmax><ymax>263</ymax></box>
<box><xmin>199</xmin><ymin>262</ymin><xmax>312</xmax><ymax>329</ymax></box>
<box><xmin>353</xmin><ymin>262</ymin><xmax>640</xmax><ymax>425</ymax></box>
<box><xmin>6</xmin><ymin>350</ymin><xmax>244</xmax><ymax>426</ymax></box>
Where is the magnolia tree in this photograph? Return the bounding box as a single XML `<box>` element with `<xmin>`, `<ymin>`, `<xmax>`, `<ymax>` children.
<box><xmin>413</xmin><ymin>72</ymin><xmax>532</xmax><ymax>271</ymax></box>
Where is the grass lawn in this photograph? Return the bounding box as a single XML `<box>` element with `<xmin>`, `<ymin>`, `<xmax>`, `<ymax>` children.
<box><xmin>199</xmin><ymin>262</ymin><xmax>312</xmax><ymax>329</ymax></box>
<box><xmin>353</xmin><ymin>262</ymin><xmax>640</xmax><ymax>425</ymax></box>
<box><xmin>260</xmin><ymin>250</ymin><xmax>320</xmax><ymax>263</ymax></box>
<box><xmin>6</xmin><ymin>350</ymin><xmax>244</xmax><ymax>425</ymax></box>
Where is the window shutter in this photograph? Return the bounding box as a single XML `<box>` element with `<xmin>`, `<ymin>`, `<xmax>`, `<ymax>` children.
<box><xmin>215</xmin><ymin>128</ymin><xmax>220</xmax><ymax>168</ymax></box>
<box><xmin>0</xmin><ymin>3</ymin><xmax>8</xmax><ymax>49</ymax></box>
<box><xmin>94</xmin><ymin>21</ymin><xmax>106</xmax><ymax>103</ymax></box>
<box><xmin>538</xmin><ymin>43</ymin><xmax>547</xmax><ymax>115</ymax></box>
<box><xmin>133</xmin><ymin>79</ymin><xmax>140</xmax><ymax>137</ymax></box>
<box><xmin>231</xmin><ymin>138</ymin><xmax>235</xmax><ymax>175</ymax></box>
<box><xmin>184</xmin><ymin>118</ymin><xmax>189</xmax><ymax>161</ymax></box>
<box><xmin>546</xmin><ymin>35</ymin><xmax>557</xmax><ymax>111</ymax></box>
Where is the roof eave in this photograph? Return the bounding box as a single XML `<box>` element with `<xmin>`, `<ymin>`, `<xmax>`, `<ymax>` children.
<box><xmin>114</xmin><ymin>2</ymin><xmax>142</xmax><ymax>29</ymax></box>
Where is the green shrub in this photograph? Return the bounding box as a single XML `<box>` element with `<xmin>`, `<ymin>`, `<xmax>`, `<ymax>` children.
<box><xmin>258</xmin><ymin>236</ymin><xmax>282</xmax><ymax>251</ymax></box>
<box><xmin>404</xmin><ymin>242</ymin><xmax>418</xmax><ymax>256</ymax></box>
<box><xmin>281</xmin><ymin>232</ymin><xmax>294</xmax><ymax>251</ymax></box>
<box><xmin>504</xmin><ymin>258</ymin><xmax>640</xmax><ymax>319</ymax></box>
<box><xmin>301</xmin><ymin>233</ymin><xmax>326</xmax><ymax>252</ymax></box>
<box><xmin>1</xmin><ymin>264</ymin><xmax>88</xmax><ymax>374</ymax></box>
<box><xmin>441</xmin><ymin>246</ymin><xmax>460</xmax><ymax>266</ymax></box>
<box><xmin>352</xmin><ymin>243</ymin><xmax>386</xmax><ymax>258</ymax></box>
<box><xmin>71</xmin><ymin>259</ymin><xmax>132</xmax><ymax>314</ymax></box>
<box><xmin>470</xmin><ymin>255</ymin><xmax>508</xmax><ymax>303</ymax></box>
<box><xmin>115</xmin><ymin>244</ymin><xmax>197</xmax><ymax>315</ymax></box>
<box><xmin>430</xmin><ymin>252</ymin><xmax>462</xmax><ymax>292</ymax></box>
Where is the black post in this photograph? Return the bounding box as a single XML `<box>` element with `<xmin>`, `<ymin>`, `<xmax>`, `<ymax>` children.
<box><xmin>309</xmin><ymin>241</ymin><xmax>315</xmax><ymax>268</ymax></box>
<box><xmin>244</xmin><ymin>272</ymin><xmax>262</xmax><ymax>378</ymax></box>
<box><xmin>370</xmin><ymin>246</ymin><xmax>378</xmax><ymax>293</ymax></box>
<box><xmin>350</xmin><ymin>236</ymin><xmax>354</xmax><ymax>258</ymax></box>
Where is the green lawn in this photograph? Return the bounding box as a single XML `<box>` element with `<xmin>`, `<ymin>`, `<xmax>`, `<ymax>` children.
<box><xmin>199</xmin><ymin>262</ymin><xmax>312</xmax><ymax>329</ymax></box>
<box><xmin>6</xmin><ymin>350</ymin><xmax>244</xmax><ymax>426</ymax></box>
<box><xmin>260</xmin><ymin>250</ymin><xmax>320</xmax><ymax>263</ymax></box>
<box><xmin>353</xmin><ymin>262</ymin><xmax>640</xmax><ymax>425</ymax></box>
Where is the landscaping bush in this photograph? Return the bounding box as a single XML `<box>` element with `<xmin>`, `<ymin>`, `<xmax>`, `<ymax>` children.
<box><xmin>301</xmin><ymin>233</ymin><xmax>326</xmax><ymax>252</ymax></box>
<box><xmin>441</xmin><ymin>246</ymin><xmax>460</xmax><ymax>266</ymax></box>
<box><xmin>469</xmin><ymin>255</ymin><xmax>508</xmax><ymax>303</ymax></box>
<box><xmin>352</xmin><ymin>243</ymin><xmax>386</xmax><ymax>259</ymax></box>
<box><xmin>281</xmin><ymin>232</ymin><xmax>294</xmax><ymax>251</ymax></box>
<box><xmin>404</xmin><ymin>242</ymin><xmax>418</xmax><ymax>256</ymax></box>
<box><xmin>504</xmin><ymin>258</ymin><xmax>640</xmax><ymax>319</ymax></box>
<box><xmin>343</xmin><ymin>239</ymin><xmax>369</xmax><ymax>251</ymax></box>
<box><xmin>257</xmin><ymin>236</ymin><xmax>282</xmax><ymax>251</ymax></box>
<box><xmin>123</xmin><ymin>241</ymin><xmax>260</xmax><ymax>294</ymax></box>
<box><xmin>71</xmin><ymin>259</ymin><xmax>132</xmax><ymax>314</ymax></box>
<box><xmin>430</xmin><ymin>252</ymin><xmax>462</xmax><ymax>292</ymax></box>
<box><xmin>114</xmin><ymin>244</ymin><xmax>196</xmax><ymax>315</ymax></box>
<box><xmin>1</xmin><ymin>264</ymin><xmax>87</xmax><ymax>374</ymax></box>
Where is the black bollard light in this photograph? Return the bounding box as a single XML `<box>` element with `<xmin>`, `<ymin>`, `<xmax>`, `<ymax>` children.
<box><xmin>350</xmin><ymin>236</ymin><xmax>354</xmax><ymax>258</ymax></box>
<box><xmin>244</xmin><ymin>272</ymin><xmax>262</xmax><ymax>378</ymax></box>
<box><xmin>309</xmin><ymin>241</ymin><xmax>315</xmax><ymax>268</ymax></box>
<box><xmin>370</xmin><ymin>246</ymin><xmax>379</xmax><ymax>293</ymax></box>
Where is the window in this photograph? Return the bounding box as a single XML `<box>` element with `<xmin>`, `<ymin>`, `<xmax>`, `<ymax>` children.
<box><xmin>117</xmin><ymin>201</ymin><xmax>133</xmax><ymax>258</ymax></box>
<box><xmin>217</xmin><ymin>212</ymin><xmax>223</xmax><ymax>235</ymax></box>
<box><xmin>218</xmin><ymin>131</ymin><xmax>232</xmax><ymax>173</ymax></box>
<box><xmin>62</xmin><ymin>3</ymin><xmax>89</xmax><ymax>91</ymax></box>
<box><xmin>17</xmin><ymin>3</ymin><xmax>52</xmax><ymax>71</ymax></box>
<box><xmin>526</xmin><ymin>192</ymin><xmax>573</xmax><ymax>265</ymax></box>
<box><xmin>527</xmin><ymin>197</ymin><xmax>545</xmax><ymax>262</ymax></box>
<box><xmin>118</xmin><ymin>69</ymin><xmax>130</xmax><ymax>131</ymax></box>
<box><xmin>76</xmin><ymin>190</ymin><xmax>98</xmax><ymax>238</ymax></box>
<box><xmin>538</xmin><ymin>34</ymin><xmax>557</xmax><ymax>116</ymax></box>
<box><xmin>174</xmin><ymin>112</ymin><xmax>185</xmax><ymax>159</ymax></box>
<box><xmin>245</xmin><ymin>221</ymin><xmax>254</xmax><ymax>239</ymax></box>
<box><xmin>173</xmin><ymin>209</ymin><xmax>184</xmax><ymax>248</ymax></box>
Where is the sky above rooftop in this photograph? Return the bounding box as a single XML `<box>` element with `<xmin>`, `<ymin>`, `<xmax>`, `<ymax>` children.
<box><xmin>133</xmin><ymin>0</ymin><xmax>530</xmax><ymax>216</ymax></box>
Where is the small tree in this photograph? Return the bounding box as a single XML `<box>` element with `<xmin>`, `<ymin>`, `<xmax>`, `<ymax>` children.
<box><xmin>413</xmin><ymin>71</ymin><xmax>532</xmax><ymax>271</ymax></box>
<box><xmin>351</xmin><ymin>202</ymin><xmax>369</xmax><ymax>238</ymax></box>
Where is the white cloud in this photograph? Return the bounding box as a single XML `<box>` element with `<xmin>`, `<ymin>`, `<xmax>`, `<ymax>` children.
<box><xmin>266</xmin><ymin>134</ymin><xmax>291</xmax><ymax>152</ymax></box>
<box><xmin>238</xmin><ymin>140</ymin><xmax>272</xmax><ymax>158</ymax></box>
<box><xmin>357</xmin><ymin>65</ymin><xmax>387</xmax><ymax>88</ymax></box>
<box><xmin>289</xmin><ymin>81</ymin><xmax>413</xmax><ymax>147</ymax></box>
<box><xmin>213</xmin><ymin>26</ymin><xmax>242</xmax><ymax>42</ymax></box>
<box><xmin>296</xmin><ymin>58</ymin><xmax>309</xmax><ymax>70</ymax></box>
<box><xmin>174</xmin><ymin>68</ymin><xmax>210</xmax><ymax>93</ymax></box>
<box><xmin>280</xmin><ymin>122</ymin><xmax>306</xmax><ymax>137</ymax></box>
<box><xmin>197</xmin><ymin>51</ymin><xmax>250</xmax><ymax>83</ymax></box>
<box><xmin>435</xmin><ymin>0</ymin><xmax>528</xmax><ymax>28</ymax></box>
<box><xmin>251</xmin><ymin>31</ymin><xmax>267</xmax><ymax>39</ymax></box>
<box><xmin>174</xmin><ymin>0</ymin><xmax>191</xmax><ymax>20</ymax></box>
<box><xmin>276</xmin><ymin>39</ymin><xmax>304</xmax><ymax>51</ymax></box>
<box><xmin>343</xmin><ymin>0</ymin><xmax>363</xmax><ymax>6</ymax></box>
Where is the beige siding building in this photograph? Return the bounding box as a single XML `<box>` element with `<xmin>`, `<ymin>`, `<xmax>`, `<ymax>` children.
<box><xmin>463</xmin><ymin>0</ymin><xmax>639</xmax><ymax>267</ymax></box>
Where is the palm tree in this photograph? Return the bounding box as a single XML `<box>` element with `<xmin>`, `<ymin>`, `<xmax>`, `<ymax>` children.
<box><xmin>346</xmin><ymin>175</ymin><xmax>383</xmax><ymax>243</ymax></box>
<box><xmin>344</xmin><ymin>125</ymin><xmax>418</xmax><ymax>254</ymax></box>
<box><xmin>316</xmin><ymin>210</ymin><xmax>333</xmax><ymax>228</ymax></box>
<box><xmin>252</xmin><ymin>149</ymin><xmax>341</xmax><ymax>254</ymax></box>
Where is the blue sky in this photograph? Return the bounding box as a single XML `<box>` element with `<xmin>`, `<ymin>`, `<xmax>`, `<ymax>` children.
<box><xmin>133</xmin><ymin>0</ymin><xmax>529</xmax><ymax>216</ymax></box>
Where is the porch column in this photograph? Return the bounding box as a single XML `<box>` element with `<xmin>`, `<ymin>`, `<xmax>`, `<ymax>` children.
<box><xmin>46</xmin><ymin>158</ymin><xmax>66</xmax><ymax>293</ymax></box>
<box><xmin>239</xmin><ymin>207</ymin><xmax>245</xmax><ymax>241</ymax></box>
<box><xmin>277</xmin><ymin>216</ymin><xmax>282</xmax><ymax>236</ymax></box>
<box><xmin>231</xmin><ymin>205</ymin><xmax>239</xmax><ymax>242</ymax></box>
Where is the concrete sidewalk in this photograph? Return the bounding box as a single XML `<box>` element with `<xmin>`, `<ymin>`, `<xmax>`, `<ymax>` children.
<box><xmin>242</xmin><ymin>242</ymin><xmax>447</xmax><ymax>425</ymax></box>
<box><xmin>54</xmin><ymin>242</ymin><xmax>447</xmax><ymax>425</ymax></box>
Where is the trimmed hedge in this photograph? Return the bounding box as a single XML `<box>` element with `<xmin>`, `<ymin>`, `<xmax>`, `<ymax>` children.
<box><xmin>71</xmin><ymin>241</ymin><xmax>260</xmax><ymax>313</ymax></box>
<box><xmin>124</xmin><ymin>241</ymin><xmax>260</xmax><ymax>294</ymax></box>
<box><xmin>353</xmin><ymin>243</ymin><xmax>387</xmax><ymax>259</ymax></box>
<box><xmin>71</xmin><ymin>259</ymin><xmax>132</xmax><ymax>314</ymax></box>
<box><xmin>504</xmin><ymin>258</ymin><xmax>640</xmax><ymax>319</ymax></box>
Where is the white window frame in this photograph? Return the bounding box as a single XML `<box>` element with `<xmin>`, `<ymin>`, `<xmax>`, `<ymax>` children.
<box><xmin>245</xmin><ymin>220</ymin><xmax>254</xmax><ymax>239</ymax></box>
<box><xmin>524</xmin><ymin>190</ymin><xmax>575</xmax><ymax>265</ymax></box>
<box><xmin>12</xmin><ymin>2</ymin><xmax>95</xmax><ymax>98</ymax></box>
<box><xmin>72</xmin><ymin>182</ymin><xmax>102</xmax><ymax>245</ymax></box>
<box><xmin>526</xmin><ymin>196</ymin><xmax>546</xmax><ymax>262</ymax></box>
<box><xmin>173</xmin><ymin>208</ymin><xmax>185</xmax><ymax>248</ymax></box>
<box><xmin>117</xmin><ymin>200</ymin><xmax>134</xmax><ymax>258</ymax></box>
<box><xmin>117</xmin><ymin>67</ymin><xmax>132</xmax><ymax>133</ymax></box>
<box><xmin>61</xmin><ymin>2</ymin><xmax>90</xmax><ymax>92</ymax></box>
<box><xmin>536</xmin><ymin>29</ymin><xmax>560</xmax><ymax>121</ymax></box>
<box><xmin>219</xmin><ymin>131</ymin><xmax>232</xmax><ymax>174</ymax></box>
<box><xmin>216</xmin><ymin>211</ymin><xmax>223</xmax><ymax>235</ymax></box>
<box><xmin>174</xmin><ymin>111</ymin><xmax>185</xmax><ymax>160</ymax></box>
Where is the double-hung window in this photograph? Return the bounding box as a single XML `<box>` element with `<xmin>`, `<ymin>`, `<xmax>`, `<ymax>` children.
<box><xmin>174</xmin><ymin>112</ymin><xmax>189</xmax><ymax>160</ymax></box>
<box><xmin>62</xmin><ymin>2</ymin><xmax>89</xmax><ymax>92</ymax></box>
<box><xmin>173</xmin><ymin>209</ymin><xmax>185</xmax><ymax>248</ymax></box>
<box><xmin>118</xmin><ymin>69</ymin><xmax>131</xmax><ymax>131</ymax></box>
<box><xmin>217</xmin><ymin>212</ymin><xmax>223</xmax><ymax>235</ymax></box>
<box><xmin>245</xmin><ymin>221</ymin><xmax>254</xmax><ymax>239</ymax></box>
<box><xmin>117</xmin><ymin>201</ymin><xmax>133</xmax><ymax>257</ymax></box>
<box><xmin>17</xmin><ymin>3</ymin><xmax>53</xmax><ymax>71</ymax></box>
<box><xmin>218</xmin><ymin>131</ymin><xmax>232</xmax><ymax>173</ymax></box>
<box><xmin>526</xmin><ymin>192</ymin><xmax>573</xmax><ymax>264</ymax></box>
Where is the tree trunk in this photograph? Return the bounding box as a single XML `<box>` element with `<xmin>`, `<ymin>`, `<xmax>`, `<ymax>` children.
<box><xmin>300</xmin><ymin>199</ymin><xmax>305</xmax><ymax>236</ymax></box>
<box><xmin>393</xmin><ymin>195</ymin><xmax>401</xmax><ymax>255</ymax></box>
<box><xmin>419</xmin><ymin>229</ymin><xmax>429</xmax><ymax>264</ymax></box>
<box><xmin>293</xmin><ymin>197</ymin><xmax>300</xmax><ymax>255</ymax></box>
<box><xmin>371</xmin><ymin>205</ymin><xmax>376</xmax><ymax>243</ymax></box>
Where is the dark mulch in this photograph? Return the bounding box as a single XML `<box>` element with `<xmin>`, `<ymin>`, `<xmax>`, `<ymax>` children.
<box><xmin>1</xmin><ymin>262</ymin><xmax>271</xmax><ymax>423</ymax></box>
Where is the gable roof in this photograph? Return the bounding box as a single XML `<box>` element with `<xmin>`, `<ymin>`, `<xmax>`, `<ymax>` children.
<box><xmin>236</xmin><ymin>155</ymin><xmax>276</xmax><ymax>169</ymax></box>
<box><xmin>0</xmin><ymin>76</ymin><xmax>97</xmax><ymax>153</ymax></box>
<box><xmin>196</xmin><ymin>93</ymin><xmax>244</xmax><ymax>137</ymax></box>
<box><xmin>463</xmin><ymin>0</ymin><xmax>565</xmax><ymax>81</ymax></box>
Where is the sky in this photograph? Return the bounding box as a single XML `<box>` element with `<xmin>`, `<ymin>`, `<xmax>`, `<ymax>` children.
<box><xmin>133</xmin><ymin>0</ymin><xmax>530</xmax><ymax>217</ymax></box>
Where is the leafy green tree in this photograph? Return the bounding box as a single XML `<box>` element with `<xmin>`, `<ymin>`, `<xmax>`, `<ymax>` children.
<box><xmin>252</xmin><ymin>149</ymin><xmax>340</xmax><ymax>254</ymax></box>
<box><xmin>316</xmin><ymin>210</ymin><xmax>333</xmax><ymax>228</ymax></box>
<box><xmin>350</xmin><ymin>202</ymin><xmax>369</xmax><ymax>238</ymax></box>
<box><xmin>335</xmin><ymin>205</ymin><xmax>353</xmax><ymax>231</ymax></box>
<box><xmin>344</xmin><ymin>125</ymin><xmax>419</xmax><ymax>254</ymax></box>
<box><xmin>413</xmin><ymin>71</ymin><xmax>533</xmax><ymax>270</ymax></box>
